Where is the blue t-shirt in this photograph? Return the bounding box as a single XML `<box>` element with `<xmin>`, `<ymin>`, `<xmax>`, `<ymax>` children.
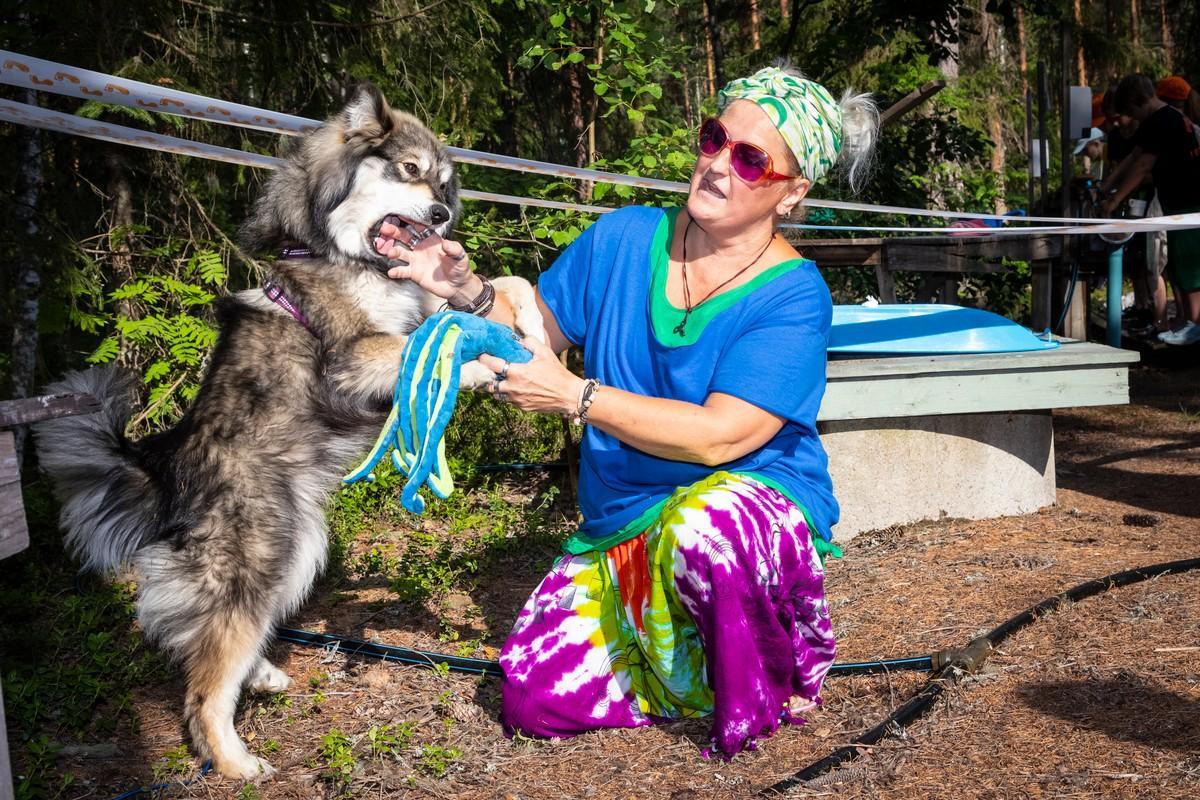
<box><xmin>538</xmin><ymin>205</ymin><xmax>838</xmax><ymax>553</ymax></box>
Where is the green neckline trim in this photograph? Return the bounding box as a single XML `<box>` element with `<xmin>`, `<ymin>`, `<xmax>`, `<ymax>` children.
<box><xmin>648</xmin><ymin>207</ymin><xmax>807</xmax><ymax>347</ymax></box>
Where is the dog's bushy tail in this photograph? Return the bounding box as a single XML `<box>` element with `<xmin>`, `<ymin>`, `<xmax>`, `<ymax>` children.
<box><xmin>34</xmin><ymin>366</ymin><xmax>161</xmax><ymax>572</ymax></box>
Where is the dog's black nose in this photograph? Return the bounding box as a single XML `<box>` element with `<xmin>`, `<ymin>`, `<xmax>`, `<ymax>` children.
<box><xmin>430</xmin><ymin>204</ymin><xmax>450</xmax><ymax>225</ymax></box>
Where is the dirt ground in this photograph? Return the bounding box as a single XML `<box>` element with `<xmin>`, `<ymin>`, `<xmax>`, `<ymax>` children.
<box><xmin>48</xmin><ymin>362</ymin><xmax>1199</xmax><ymax>799</ymax></box>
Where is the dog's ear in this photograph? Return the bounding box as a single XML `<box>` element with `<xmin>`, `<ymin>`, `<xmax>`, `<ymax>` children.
<box><xmin>342</xmin><ymin>83</ymin><xmax>394</xmax><ymax>146</ymax></box>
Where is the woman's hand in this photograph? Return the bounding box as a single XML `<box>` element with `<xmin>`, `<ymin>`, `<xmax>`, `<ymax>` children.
<box><xmin>477</xmin><ymin>336</ymin><xmax>584</xmax><ymax>416</ymax></box>
<box><xmin>381</xmin><ymin>222</ymin><xmax>481</xmax><ymax>305</ymax></box>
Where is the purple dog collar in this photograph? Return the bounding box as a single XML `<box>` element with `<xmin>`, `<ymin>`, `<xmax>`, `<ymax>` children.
<box><xmin>262</xmin><ymin>280</ymin><xmax>318</xmax><ymax>338</ymax></box>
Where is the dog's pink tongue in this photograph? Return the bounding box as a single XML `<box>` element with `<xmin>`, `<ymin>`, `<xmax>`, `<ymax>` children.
<box><xmin>374</xmin><ymin>234</ymin><xmax>395</xmax><ymax>255</ymax></box>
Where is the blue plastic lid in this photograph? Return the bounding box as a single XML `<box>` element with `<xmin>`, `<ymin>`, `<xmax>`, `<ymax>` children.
<box><xmin>830</xmin><ymin>304</ymin><xmax>1060</xmax><ymax>355</ymax></box>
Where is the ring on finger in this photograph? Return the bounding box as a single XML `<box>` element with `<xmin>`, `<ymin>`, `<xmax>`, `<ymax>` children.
<box><xmin>496</xmin><ymin>391</ymin><xmax>508</xmax><ymax>402</ymax></box>
<box><xmin>492</xmin><ymin>376</ymin><xmax>503</xmax><ymax>394</ymax></box>
<box><xmin>496</xmin><ymin>361</ymin><xmax>510</xmax><ymax>381</ymax></box>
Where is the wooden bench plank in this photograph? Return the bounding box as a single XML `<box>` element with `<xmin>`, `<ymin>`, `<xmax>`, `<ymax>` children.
<box><xmin>820</xmin><ymin>343</ymin><xmax>1139</xmax><ymax>421</ymax></box>
<box><xmin>0</xmin><ymin>431</ymin><xmax>29</xmax><ymax>562</ymax></box>
<box><xmin>827</xmin><ymin>342</ymin><xmax>1139</xmax><ymax>379</ymax></box>
<box><xmin>797</xmin><ymin>238</ymin><xmax>884</xmax><ymax>266</ymax></box>
<box><xmin>821</xmin><ymin>365</ymin><xmax>1131</xmax><ymax>421</ymax></box>
<box><xmin>0</xmin><ymin>393</ymin><xmax>100</xmax><ymax>428</ymax></box>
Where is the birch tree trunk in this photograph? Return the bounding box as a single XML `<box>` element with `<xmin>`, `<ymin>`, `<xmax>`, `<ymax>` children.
<box><xmin>11</xmin><ymin>88</ymin><xmax>44</xmax><ymax>463</ymax></box>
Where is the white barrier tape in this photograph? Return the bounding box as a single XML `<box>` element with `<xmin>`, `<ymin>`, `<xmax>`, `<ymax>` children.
<box><xmin>7</xmin><ymin>99</ymin><xmax>1199</xmax><ymax>236</ymax></box>
<box><xmin>0</xmin><ymin>51</ymin><xmax>320</xmax><ymax>135</ymax></box>
<box><xmin>0</xmin><ymin>98</ymin><xmax>282</xmax><ymax>169</ymax></box>
<box><xmin>781</xmin><ymin>217</ymin><xmax>1200</xmax><ymax>235</ymax></box>
<box><xmin>0</xmin><ymin>50</ymin><xmax>1131</xmax><ymax>226</ymax></box>
<box><xmin>0</xmin><ymin>99</ymin><xmax>607</xmax><ymax>215</ymax></box>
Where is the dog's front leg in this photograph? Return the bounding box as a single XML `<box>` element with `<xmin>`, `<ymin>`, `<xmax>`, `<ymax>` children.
<box><xmin>325</xmin><ymin>333</ymin><xmax>408</xmax><ymax>404</ymax></box>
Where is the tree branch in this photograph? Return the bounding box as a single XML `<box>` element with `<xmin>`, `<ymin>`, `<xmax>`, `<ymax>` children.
<box><xmin>178</xmin><ymin>0</ymin><xmax>455</xmax><ymax>30</ymax></box>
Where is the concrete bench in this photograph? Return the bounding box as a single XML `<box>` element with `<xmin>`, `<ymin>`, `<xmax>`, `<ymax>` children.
<box><xmin>818</xmin><ymin>342</ymin><xmax>1139</xmax><ymax>540</ymax></box>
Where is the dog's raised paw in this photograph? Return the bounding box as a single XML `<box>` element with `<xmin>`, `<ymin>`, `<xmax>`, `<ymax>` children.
<box><xmin>247</xmin><ymin>661</ymin><xmax>292</xmax><ymax>694</ymax></box>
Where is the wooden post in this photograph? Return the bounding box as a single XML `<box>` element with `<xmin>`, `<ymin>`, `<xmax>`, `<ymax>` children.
<box><xmin>1063</xmin><ymin>277</ymin><xmax>1088</xmax><ymax>340</ymax></box>
<box><xmin>0</xmin><ymin>677</ymin><xmax>12</xmax><ymax>800</ymax></box>
<box><xmin>0</xmin><ymin>432</ymin><xmax>28</xmax><ymax>561</ymax></box>
<box><xmin>1026</xmin><ymin>88</ymin><xmax>1035</xmax><ymax>212</ymax></box>
<box><xmin>0</xmin><ymin>392</ymin><xmax>101</xmax><ymax>800</ymax></box>
<box><xmin>1031</xmin><ymin>261</ymin><xmax>1052</xmax><ymax>332</ymax></box>
<box><xmin>874</xmin><ymin>264</ymin><xmax>897</xmax><ymax>304</ymax></box>
<box><xmin>0</xmin><ymin>430</ymin><xmax>25</xmax><ymax>800</ymax></box>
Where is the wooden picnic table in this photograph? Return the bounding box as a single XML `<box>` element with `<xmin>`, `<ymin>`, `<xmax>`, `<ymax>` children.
<box><xmin>795</xmin><ymin>233</ymin><xmax>1066</xmax><ymax>332</ymax></box>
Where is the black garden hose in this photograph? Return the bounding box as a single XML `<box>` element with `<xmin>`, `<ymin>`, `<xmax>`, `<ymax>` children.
<box><xmin>761</xmin><ymin>556</ymin><xmax>1200</xmax><ymax>795</ymax></box>
<box><xmin>274</xmin><ymin>627</ymin><xmax>934</xmax><ymax>679</ymax></box>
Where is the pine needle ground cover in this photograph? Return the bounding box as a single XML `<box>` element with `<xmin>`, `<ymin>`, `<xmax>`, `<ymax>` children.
<box><xmin>3</xmin><ymin>366</ymin><xmax>1196</xmax><ymax>799</ymax></box>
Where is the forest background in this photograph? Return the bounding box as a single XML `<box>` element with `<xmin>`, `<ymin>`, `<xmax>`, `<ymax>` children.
<box><xmin>1</xmin><ymin>0</ymin><xmax>1196</xmax><ymax>433</ymax></box>
<box><xmin>0</xmin><ymin>3</ymin><xmax>1197</xmax><ymax>797</ymax></box>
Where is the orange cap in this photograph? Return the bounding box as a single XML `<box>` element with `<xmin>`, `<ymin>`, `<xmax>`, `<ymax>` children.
<box><xmin>1156</xmin><ymin>76</ymin><xmax>1192</xmax><ymax>102</ymax></box>
<box><xmin>1091</xmin><ymin>93</ymin><xmax>1105</xmax><ymax>128</ymax></box>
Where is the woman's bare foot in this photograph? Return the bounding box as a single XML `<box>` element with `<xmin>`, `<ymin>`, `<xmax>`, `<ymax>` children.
<box><xmin>785</xmin><ymin>695</ymin><xmax>818</xmax><ymax>717</ymax></box>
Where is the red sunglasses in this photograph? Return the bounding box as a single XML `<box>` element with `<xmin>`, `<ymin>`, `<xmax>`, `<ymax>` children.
<box><xmin>698</xmin><ymin>117</ymin><xmax>799</xmax><ymax>184</ymax></box>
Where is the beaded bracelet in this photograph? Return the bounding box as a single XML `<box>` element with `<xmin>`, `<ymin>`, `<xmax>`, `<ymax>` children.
<box><xmin>443</xmin><ymin>274</ymin><xmax>496</xmax><ymax>316</ymax></box>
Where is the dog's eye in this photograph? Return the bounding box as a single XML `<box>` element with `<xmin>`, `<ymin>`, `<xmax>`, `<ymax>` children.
<box><xmin>402</xmin><ymin>162</ymin><xmax>420</xmax><ymax>177</ymax></box>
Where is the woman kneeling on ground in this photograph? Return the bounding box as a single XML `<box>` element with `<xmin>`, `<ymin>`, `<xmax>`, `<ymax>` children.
<box><xmin>388</xmin><ymin>65</ymin><xmax>878</xmax><ymax>757</ymax></box>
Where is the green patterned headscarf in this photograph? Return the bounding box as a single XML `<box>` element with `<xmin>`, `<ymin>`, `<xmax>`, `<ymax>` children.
<box><xmin>718</xmin><ymin>67</ymin><xmax>843</xmax><ymax>182</ymax></box>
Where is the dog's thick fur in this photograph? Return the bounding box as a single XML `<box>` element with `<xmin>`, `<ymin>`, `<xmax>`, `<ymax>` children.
<box><xmin>35</xmin><ymin>84</ymin><xmax>540</xmax><ymax>780</ymax></box>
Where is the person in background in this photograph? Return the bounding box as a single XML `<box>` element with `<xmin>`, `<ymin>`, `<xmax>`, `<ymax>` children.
<box><xmin>1102</xmin><ymin>74</ymin><xmax>1200</xmax><ymax>346</ymax></box>
<box><xmin>1100</xmin><ymin>85</ymin><xmax>1157</xmax><ymax>332</ymax></box>
<box><xmin>1157</xmin><ymin>75</ymin><xmax>1200</xmax><ymax>130</ymax></box>
<box><xmin>1074</xmin><ymin>127</ymin><xmax>1106</xmax><ymax>181</ymax></box>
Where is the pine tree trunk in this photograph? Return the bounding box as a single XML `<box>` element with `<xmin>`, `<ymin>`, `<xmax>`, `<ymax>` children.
<box><xmin>703</xmin><ymin>0</ymin><xmax>724</xmax><ymax>88</ymax></box>
<box><xmin>701</xmin><ymin>1</ymin><xmax>716</xmax><ymax>96</ymax></box>
<box><xmin>1074</xmin><ymin>0</ymin><xmax>1087</xmax><ymax>84</ymax></box>
<box><xmin>981</xmin><ymin>5</ymin><xmax>1007</xmax><ymax>214</ymax></box>
<box><xmin>10</xmin><ymin>88</ymin><xmax>44</xmax><ymax>462</ymax></box>
<box><xmin>1159</xmin><ymin>0</ymin><xmax>1171</xmax><ymax>68</ymax></box>
<box><xmin>1130</xmin><ymin>0</ymin><xmax>1140</xmax><ymax>46</ymax></box>
<box><xmin>930</xmin><ymin>7</ymin><xmax>961</xmax><ymax>215</ymax></box>
<box><xmin>750</xmin><ymin>0</ymin><xmax>762</xmax><ymax>50</ymax></box>
<box><xmin>1016</xmin><ymin>3</ymin><xmax>1029</xmax><ymax>95</ymax></box>
<box><xmin>678</xmin><ymin>24</ymin><xmax>695</xmax><ymax>127</ymax></box>
<box><xmin>780</xmin><ymin>0</ymin><xmax>789</xmax><ymax>20</ymax></box>
<box><xmin>105</xmin><ymin>148</ymin><xmax>137</xmax><ymax>367</ymax></box>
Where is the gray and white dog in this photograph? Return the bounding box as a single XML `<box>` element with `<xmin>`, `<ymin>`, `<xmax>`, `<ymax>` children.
<box><xmin>35</xmin><ymin>83</ymin><xmax>541</xmax><ymax>780</ymax></box>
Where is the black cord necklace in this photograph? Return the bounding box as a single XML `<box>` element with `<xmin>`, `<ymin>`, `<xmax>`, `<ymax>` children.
<box><xmin>674</xmin><ymin>216</ymin><xmax>776</xmax><ymax>337</ymax></box>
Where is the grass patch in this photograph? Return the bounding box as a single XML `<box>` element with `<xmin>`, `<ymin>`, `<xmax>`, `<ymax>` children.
<box><xmin>318</xmin><ymin>727</ymin><xmax>357</xmax><ymax>783</ymax></box>
<box><xmin>2</xmin><ymin>480</ymin><xmax>168</xmax><ymax>800</ymax></box>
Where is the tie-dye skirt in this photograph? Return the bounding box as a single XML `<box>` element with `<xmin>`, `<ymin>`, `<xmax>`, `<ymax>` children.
<box><xmin>500</xmin><ymin>471</ymin><xmax>836</xmax><ymax>757</ymax></box>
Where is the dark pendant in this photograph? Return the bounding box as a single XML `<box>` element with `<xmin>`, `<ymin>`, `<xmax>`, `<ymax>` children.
<box><xmin>673</xmin><ymin>312</ymin><xmax>689</xmax><ymax>337</ymax></box>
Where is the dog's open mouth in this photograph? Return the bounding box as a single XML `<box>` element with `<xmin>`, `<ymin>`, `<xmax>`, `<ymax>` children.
<box><xmin>371</xmin><ymin>214</ymin><xmax>434</xmax><ymax>256</ymax></box>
